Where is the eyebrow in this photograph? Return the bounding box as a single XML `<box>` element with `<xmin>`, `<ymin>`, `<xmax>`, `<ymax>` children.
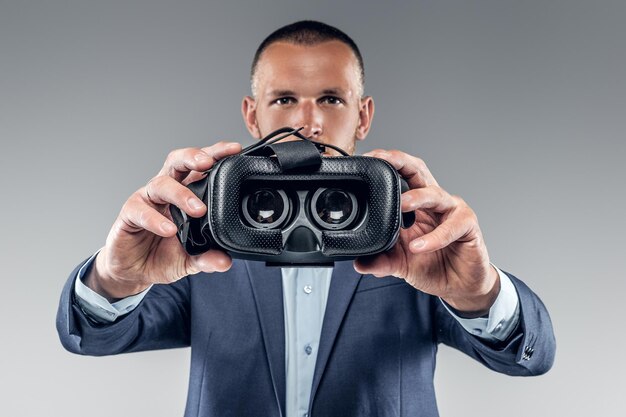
<box><xmin>320</xmin><ymin>88</ymin><xmax>347</xmax><ymax>96</ymax></box>
<box><xmin>265</xmin><ymin>88</ymin><xmax>349</xmax><ymax>98</ymax></box>
<box><xmin>266</xmin><ymin>89</ymin><xmax>296</xmax><ymax>98</ymax></box>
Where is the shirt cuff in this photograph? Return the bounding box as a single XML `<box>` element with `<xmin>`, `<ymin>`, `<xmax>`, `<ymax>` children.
<box><xmin>439</xmin><ymin>264</ymin><xmax>520</xmax><ymax>342</ymax></box>
<box><xmin>73</xmin><ymin>249</ymin><xmax>152</xmax><ymax>323</ymax></box>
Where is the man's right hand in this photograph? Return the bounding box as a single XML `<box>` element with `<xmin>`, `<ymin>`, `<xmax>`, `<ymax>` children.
<box><xmin>84</xmin><ymin>141</ymin><xmax>242</xmax><ymax>301</ymax></box>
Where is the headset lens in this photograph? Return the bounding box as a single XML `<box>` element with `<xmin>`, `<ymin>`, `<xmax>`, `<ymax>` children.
<box><xmin>244</xmin><ymin>189</ymin><xmax>287</xmax><ymax>228</ymax></box>
<box><xmin>314</xmin><ymin>188</ymin><xmax>356</xmax><ymax>228</ymax></box>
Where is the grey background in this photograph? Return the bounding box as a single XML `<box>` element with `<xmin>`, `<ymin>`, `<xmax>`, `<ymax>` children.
<box><xmin>1</xmin><ymin>0</ymin><xmax>624</xmax><ymax>415</ymax></box>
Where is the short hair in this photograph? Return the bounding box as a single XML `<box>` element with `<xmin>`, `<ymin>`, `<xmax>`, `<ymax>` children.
<box><xmin>250</xmin><ymin>20</ymin><xmax>365</xmax><ymax>97</ymax></box>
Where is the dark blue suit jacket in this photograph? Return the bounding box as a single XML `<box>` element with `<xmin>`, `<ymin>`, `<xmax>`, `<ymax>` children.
<box><xmin>57</xmin><ymin>259</ymin><xmax>555</xmax><ymax>417</ymax></box>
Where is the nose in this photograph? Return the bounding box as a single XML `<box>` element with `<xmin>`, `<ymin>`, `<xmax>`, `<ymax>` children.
<box><xmin>295</xmin><ymin>101</ymin><xmax>323</xmax><ymax>139</ymax></box>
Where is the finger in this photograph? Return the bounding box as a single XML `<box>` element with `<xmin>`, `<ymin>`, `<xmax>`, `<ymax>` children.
<box><xmin>158</xmin><ymin>147</ymin><xmax>215</xmax><ymax>182</ymax></box>
<box><xmin>200</xmin><ymin>141</ymin><xmax>242</xmax><ymax>162</ymax></box>
<box><xmin>189</xmin><ymin>249</ymin><xmax>233</xmax><ymax>274</ymax></box>
<box><xmin>353</xmin><ymin>252</ymin><xmax>399</xmax><ymax>278</ymax></box>
<box><xmin>182</xmin><ymin>170</ymin><xmax>208</xmax><ymax>186</ymax></box>
<box><xmin>401</xmin><ymin>186</ymin><xmax>457</xmax><ymax>213</ymax></box>
<box><xmin>363</xmin><ymin>149</ymin><xmax>438</xmax><ymax>188</ymax></box>
<box><xmin>408</xmin><ymin>205</ymin><xmax>476</xmax><ymax>254</ymax></box>
<box><xmin>159</xmin><ymin>142</ymin><xmax>242</xmax><ymax>182</ymax></box>
<box><xmin>181</xmin><ymin>142</ymin><xmax>242</xmax><ymax>185</ymax></box>
<box><xmin>144</xmin><ymin>176</ymin><xmax>206</xmax><ymax>217</ymax></box>
<box><xmin>117</xmin><ymin>199</ymin><xmax>179</xmax><ymax>237</ymax></box>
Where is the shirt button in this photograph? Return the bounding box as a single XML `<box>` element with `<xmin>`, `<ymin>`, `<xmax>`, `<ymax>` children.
<box><xmin>472</xmin><ymin>328</ymin><xmax>482</xmax><ymax>336</ymax></box>
<box><xmin>494</xmin><ymin>322</ymin><xmax>503</xmax><ymax>332</ymax></box>
<box><xmin>303</xmin><ymin>285</ymin><xmax>312</xmax><ymax>294</ymax></box>
<box><xmin>305</xmin><ymin>344</ymin><xmax>313</xmax><ymax>355</ymax></box>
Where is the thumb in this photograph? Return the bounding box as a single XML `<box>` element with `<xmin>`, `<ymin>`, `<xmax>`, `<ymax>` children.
<box><xmin>189</xmin><ymin>250</ymin><xmax>233</xmax><ymax>274</ymax></box>
<box><xmin>354</xmin><ymin>253</ymin><xmax>396</xmax><ymax>278</ymax></box>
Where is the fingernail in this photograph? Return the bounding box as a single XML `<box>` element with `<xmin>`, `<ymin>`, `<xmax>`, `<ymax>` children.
<box><xmin>411</xmin><ymin>239</ymin><xmax>426</xmax><ymax>250</ymax></box>
<box><xmin>161</xmin><ymin>222</ymin><xmax>176</xmax><ymax>233</ymax></box>
<box><xmin>401</xmin><ymin>194</ymin><xmax>413</xmax><ymax>204</ymax></box>
<box><xmin>188</xmin><ymin>198</ymin><xmax>204</xmax><ymax>210</ymax></box>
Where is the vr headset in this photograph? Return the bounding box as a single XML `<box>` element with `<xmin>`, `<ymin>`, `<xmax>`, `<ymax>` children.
<box><xmin>170</xmin><ymin>127</ymin><xmax>414</xmax><ymax>267</ymax></box>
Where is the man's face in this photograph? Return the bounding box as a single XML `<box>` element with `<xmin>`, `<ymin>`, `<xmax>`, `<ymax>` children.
<box><xmin>242</xmin><ymin>40</ymin><xmax>374</xmax><ymax>155</ymax></box>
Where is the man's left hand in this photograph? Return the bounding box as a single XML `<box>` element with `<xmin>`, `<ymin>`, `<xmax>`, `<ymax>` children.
<box><xmin>354</xmin><ymin>149</ymin><xmax>500</xmax><ymax>318</ymax></box>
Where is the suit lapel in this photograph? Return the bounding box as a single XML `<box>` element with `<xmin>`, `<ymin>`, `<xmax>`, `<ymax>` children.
<box><xmin>245</xmin><ymin>261</ymin><xmax>286</xmax><ymax>416</ymax></box>
<box><xmin>309</xmin><ymin>261</ymin><xmax>363</xmax><ymax>406</ymax></box>
<box><xmin>245</xmin><ymin>260</ymin><xmax>362</xmax><ymax>414</ymax></box>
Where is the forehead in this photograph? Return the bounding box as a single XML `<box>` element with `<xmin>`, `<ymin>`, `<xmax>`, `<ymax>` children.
<box><xmin>254</xmin><ymin>40</ymin><xmax>361</xmax><ymax>94</ymax></box>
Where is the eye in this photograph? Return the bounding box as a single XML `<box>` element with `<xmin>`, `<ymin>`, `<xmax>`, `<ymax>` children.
<box><xmin>273</xmin><ymin>97</ymin><xmax>296</xmax><ymax>105</ymax></box>
<box><xmin>320</xmin><ymin>96</ymin><xmax>344</xmax><ymax>105</ymax></box>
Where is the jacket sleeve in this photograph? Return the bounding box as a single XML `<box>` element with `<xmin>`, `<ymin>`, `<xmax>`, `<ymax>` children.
<box><xmin>435</xmin><ymin>270</ymin><xmax>556</xmax><ymax>376</ymax></box>
<box><xmin>56</xmin><ymin>258</ymin><xmax>191</xmax><ymax>356</ymax></box>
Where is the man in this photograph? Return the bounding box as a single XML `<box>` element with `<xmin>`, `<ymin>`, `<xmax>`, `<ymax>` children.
<box><xmin>57</xmin><ymin>21</ymin><xmax>555</xmax><ymax>417</ymax></box>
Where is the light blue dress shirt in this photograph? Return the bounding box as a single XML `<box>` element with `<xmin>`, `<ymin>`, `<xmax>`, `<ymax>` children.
<box><xmin>281</xmin><ymin>267</ymin><xmax>332</xmax><ymax>417</ymax></box>
<box><xmin>74</xmin><ymin>252</ymin><xmax>519</xmax><ymax>417</ymax></box>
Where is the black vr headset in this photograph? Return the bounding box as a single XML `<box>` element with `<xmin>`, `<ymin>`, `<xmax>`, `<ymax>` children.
<box><xmin>170</xmin><ymin>127</ymin><xmax>415</xmax><ymax>267</ymax></box>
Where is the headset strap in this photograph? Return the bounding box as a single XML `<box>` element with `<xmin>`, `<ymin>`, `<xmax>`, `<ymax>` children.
<box><xmin>257</xmin><ymin>139</ymin><xmax>323</xmax><ymax>172</ymax></box>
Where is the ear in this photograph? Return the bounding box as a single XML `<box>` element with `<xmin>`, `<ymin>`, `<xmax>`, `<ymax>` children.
<box><xmin>355</xmin><ymin>96</ymin><xmax>375</xmax><ymax>140</ymax></box>
<box><xmin>242</xmin><ymin>96</ymin><xmax>261</xmax><ymax>139</ymax></box>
